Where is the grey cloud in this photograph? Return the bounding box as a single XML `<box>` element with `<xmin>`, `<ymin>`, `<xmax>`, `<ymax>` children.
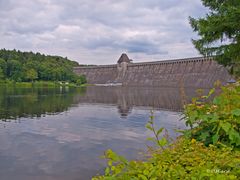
<box><xmin>0</xmin><ymin>0</ymin><xmax>207</xmax><ymax>64</ymax></box>
<box><xmin>116</xmin><ymin>36</ymin><xmax>168</xmax><ymax>55</ymax></box>
<box><xmin>83</xmin><ymin>35</ymin><xmax>167</xmax><ymax>55</ymax></box>
<box><xmin>124</xmin><ymin>40</ymin><xmax>167</xmax><ymax>55</ymax></box>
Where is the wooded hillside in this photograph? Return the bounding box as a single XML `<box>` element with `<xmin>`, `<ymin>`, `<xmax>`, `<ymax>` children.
<box><xmin>0</xmin><ymin>49</ymin><xmax>83</xmax><ymax>83</ymax></box>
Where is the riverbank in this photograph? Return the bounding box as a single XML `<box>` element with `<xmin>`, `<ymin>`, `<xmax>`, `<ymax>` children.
<box><xmin>0</xmin><ymin>80</ymin><xmax>86</xmax><ymax>88</ymax></box>
<box><xmin>93</xmin><ymin>82</ymin><xmax>240</xmax><ymax>179</ymax></box>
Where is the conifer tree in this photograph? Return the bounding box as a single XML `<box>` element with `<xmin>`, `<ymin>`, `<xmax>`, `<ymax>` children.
<box><xmin>190</xmin><ymin>0</ymin><xmax>240</xmax><ymax>76</ymax></box>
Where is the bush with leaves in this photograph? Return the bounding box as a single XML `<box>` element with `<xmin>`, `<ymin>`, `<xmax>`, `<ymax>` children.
<box><xmin>75</xmin><ymin>75</ymin><xmax>87</xmax><ymax>86</ymax></box>
<box><xmin>93</xmin><ymin>107</ymin><xmax>240</xmax><ymax>179</ymax></box>
<box><xmin>93</xmin><ymin>138</ymin><xmax>240</xmax><ymax>180</ymax></box>
<box><xmin>183</xmin><ymin>82</ymin><xmax>240</xmax><ymax>148</ymax></box>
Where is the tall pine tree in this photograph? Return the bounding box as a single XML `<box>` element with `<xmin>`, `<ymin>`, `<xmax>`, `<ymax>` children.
<box><xmin>190</xmin><ymin>0</ymin><xmax>240</xmax><ymax>76</ymax></box>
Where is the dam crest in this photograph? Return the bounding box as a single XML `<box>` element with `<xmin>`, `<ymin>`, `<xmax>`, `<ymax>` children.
<box><xmin>73</xmin><ymin>54</ymin><xmax>232</xmax><ymax>88</ymax></box>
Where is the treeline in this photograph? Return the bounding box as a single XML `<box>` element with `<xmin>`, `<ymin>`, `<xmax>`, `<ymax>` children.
<box><xmin>0</xmin><ymin>49</ymin><xmax>86</xmax><ymax>84</ymax></box>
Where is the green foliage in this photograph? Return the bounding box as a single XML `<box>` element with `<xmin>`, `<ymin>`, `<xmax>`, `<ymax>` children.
<box><xmin>25</xmin><ymin>68</ymin><xmax>38</xmax><ymax>82</ymax></box>
<box><xmin>0</xmin><ymin>49</ymin><xmax>85</xmax><ymax>83</ymax></box>
<box><xmin>189</xmin><ymin>0</ymin><xmax>240</xmax><ymax>76</ymax></box>
<box><xmin>7</xmin><ymin>59</ymin><xmax>23</xmax><ymax>81</ymax></box>
<box><xmin>0</xmin><ymin>68</ymin><xmax>5</xmax><ymax>80</ymax></box>
<box><xmin>0</xmin><ymin>80</ymin><xmax>80</xmax><ymax>88</ymax></box>
<box><xmin>75</xmin><ymin>75</ymin><xmax>87</xmax><ymax>86</ymax></box>
<box><xmin>183</xmin><ymin>82</ymin><xmax>240</xmax><ymax>148</ymax></box>
<box><xmin>93</xmin><ymin>83</ymin><xmax>240</xmax><ymax>179</ymax></box>
<box><xmin>0</xmin><ymin>58</ymin><xmax>7</xmax><ymax>75</ymax></box>
<box><xmin>93</xmin><ymin>138</ymin><xmax>240</xmax><ymax>180</ymax></box>
<box><xmin>145</xmin><ymin>110</ymin><xmax>170</xmax><ymax>149</ymax></box>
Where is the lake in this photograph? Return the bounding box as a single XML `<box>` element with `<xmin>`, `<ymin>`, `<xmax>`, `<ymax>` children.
<box><xmin>0</xmin><ymin>86</ymin><xmax>204</xmax><ymax>180</ymax></box>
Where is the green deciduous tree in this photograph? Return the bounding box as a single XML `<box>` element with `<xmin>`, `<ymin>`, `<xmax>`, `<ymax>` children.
<box><xmin>189</xmin><ymin>0</ymin><xmax>240</xmax><ymax>76</ymax></box>
<box><xmin>26</xmin><ymin>68</ymin><xmax>38</xmax><ymax>82</ymax></box>
<box><xmin>0</xmin><ymin>68</ymin><xmax>5</xmax><ymax>80</ymax></box>
<box><xmin>0</xmin><ymin>58</ymin><xmax>6</xmax><ymax>71</ymax></box>
<box><xmin>7</xmin><ymin>59</ymin><xmax>23</xmax><ymax>81</ymax></box>
<box><xmin>75</xmin><ymin>75</ymin><xmax>87</xmax><ymax>85</ymax></box>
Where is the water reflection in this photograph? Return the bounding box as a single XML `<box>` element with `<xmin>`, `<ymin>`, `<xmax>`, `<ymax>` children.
<box><xmin>0</xmin><ymin>86</ymin><xmax>205</xmax><ymax>121</ymax></box>
<box><xmin>0</xmin><ymin>86</ymin><xmax>86</xmax><ymax>121</ymax></box>
<box><xmin>74</xmin><ymin>86</ymin><xmax>206</xmax><ymax>117</ymax></box>
<box><xmin>0</xmin><ymin>86</ymin><xmax>207</xmax><ymax>180</ymax></box>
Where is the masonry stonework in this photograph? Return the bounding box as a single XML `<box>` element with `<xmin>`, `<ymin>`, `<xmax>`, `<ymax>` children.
<box><xmin>73</xmin><ymin>54</ymin><xmax>232</xmax><ymax>88</ymax></box>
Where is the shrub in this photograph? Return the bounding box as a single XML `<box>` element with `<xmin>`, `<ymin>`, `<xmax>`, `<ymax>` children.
<box><xmin>92</xmin><ymin>138</ymin><xmax>240</xmax><ymax>180</ymax></box>
<box><xmin>72</xmin><ymin>74</ymin><xmax>87</xmax><ymax>85</ymax></box>
<box><xmin>183</xmin><ymin>82</ymin><xmax>240</xmax><ymax>148</ymax></box>
<box><xmin>145</xmin><ymin>110</ymin><xmax>170</xmax><ymax>149</ymax></box>
<box><xmin>76</xmin><ymin>75</ymin><xmax>87</xmax><ymax>85</ymax></box>
<box><xmin>93</xmin><ymin>83</ymin><xmax>240</xmax><ymax>179</ymax></box>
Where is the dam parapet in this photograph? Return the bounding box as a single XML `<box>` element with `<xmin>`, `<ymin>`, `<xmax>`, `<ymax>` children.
<box><xmin>73</xmin><ymin>54</ymin><xmax>232</xmax><ymax>88</ymax></box>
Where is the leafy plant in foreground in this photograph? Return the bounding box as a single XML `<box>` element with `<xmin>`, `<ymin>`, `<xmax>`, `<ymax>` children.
<box><xmin>183</xmin><ymin>82</ymin><xmax>240</xmax><ymax>148</ymax></box>
<box><xmin>92</xmin><ymin>138</ymin><xmax>240</xmax><ymax>180</ymax></box>
<box><xmin>145</xmin><ymin>110</ymin><xmax>170</xmax><ymax>149</ymax></box>
<box><xmin>93</xmin><ymin>85</ymin><xmax>240</xmax><ymax>179</ymax></box>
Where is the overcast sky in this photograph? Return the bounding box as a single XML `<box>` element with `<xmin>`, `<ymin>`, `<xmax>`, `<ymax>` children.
<box><xmin>0</xmin><ymin>0</ymin><xmax>207</xmax><ymax>64</ymax></box>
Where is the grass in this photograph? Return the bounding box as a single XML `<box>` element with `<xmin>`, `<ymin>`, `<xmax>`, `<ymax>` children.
<box><xmin>0</xmin><ymin>80</ymin><xmax>83</xmax><ymax>88</ymax></box>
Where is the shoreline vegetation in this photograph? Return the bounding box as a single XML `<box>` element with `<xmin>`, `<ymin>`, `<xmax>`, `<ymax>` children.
<box><xmin>0</xmin><ymin>49</ymin><xmax>87</xmax><ymax>86</ymax></box>
<box><xmin>0</xmin><ymin>80</ymin><xmax>87</xmax><ymax>88</ymax></box>
<box><xmin>93</xmin><ymin>82</ymin><xmax>240</xmax><ymax>179</ymax></box>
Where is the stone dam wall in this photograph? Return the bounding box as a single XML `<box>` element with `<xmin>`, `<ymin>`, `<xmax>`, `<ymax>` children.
<box><xmin>73</xmin><ymin>56</ymin><xmax>232</xmax><ymax>88</ymax></box>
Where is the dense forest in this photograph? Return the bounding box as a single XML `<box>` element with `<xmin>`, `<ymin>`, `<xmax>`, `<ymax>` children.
<box><xmin>0</xmin><ymin>49</ymin><xmax>86</xmax><ymax>84</ymax></box>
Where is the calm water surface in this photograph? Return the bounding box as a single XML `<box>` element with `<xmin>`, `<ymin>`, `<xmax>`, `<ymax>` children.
<box><xmin>0</xmin><ymin>86</ymin><xmax>202</xmax><ymax>180</ymax></box>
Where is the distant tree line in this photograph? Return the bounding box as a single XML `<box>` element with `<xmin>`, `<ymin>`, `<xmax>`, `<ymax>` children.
<box><xmin>0</xmin><ymin>49</ymin><xmax>86</xmax><ymax>84</ymax></box>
